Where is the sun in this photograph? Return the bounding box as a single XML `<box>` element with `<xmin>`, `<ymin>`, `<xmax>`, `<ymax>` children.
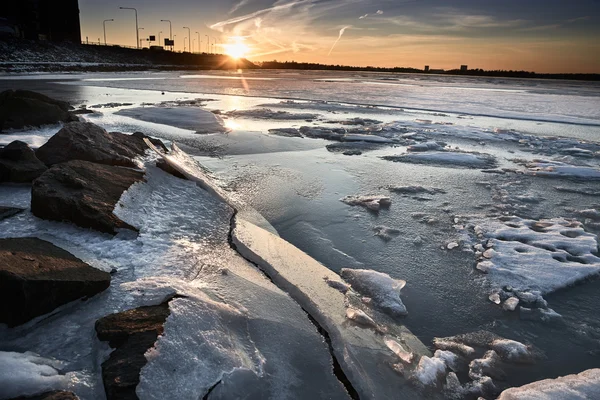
<box><xmin>224</xmin><ymin>38</ymin><xmax>249</xmax><ymax>59</ymax></box>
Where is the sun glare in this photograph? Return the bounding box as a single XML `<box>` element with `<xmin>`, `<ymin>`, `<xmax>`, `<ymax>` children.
<box><xmin>224</xmin><ymin>38</ymin><xmax>249</xmax><ymax>59</ymax></box>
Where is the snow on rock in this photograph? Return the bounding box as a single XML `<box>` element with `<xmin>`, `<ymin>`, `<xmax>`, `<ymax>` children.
<box><xmin>498</xmin><ymin>368</ymin><xmax>600</xmax><ymax>400</ymax></box>
<box><xmin>490</xmin><ymin>339</ymin><xmax>535</xmax><ymax>364</ymax></box>
<box><xmin>469</xmin><ymin>350</ymin><xmax>505</xmax><ymax>381</ymax></box>
<box><xmin>503</xmin><ymin>297</ymin><xmax>520</xmax><ymax>311</ymax></box>
<box><xmin>433</xmin><ymin>339</ymin><xmax>476</xmax><ymax>358</ymax></box>
<box><xmin>382</xmin><ymin>151</ymin><xmax>497</xmax><ymax>169</ymax></box>
<box><xmin>433</xmin><ymin>350</ymin><xmax>461</xmax><ymax>373</ymax></box>
<box><xmin>340</xmin><ymin>195</ymin><xmax>392</xmax><ymax>212</ymax></box>
<box><xmin>413</xmin><ymin>356</ymin><xmax>446</xmax><ymax>387</ymax></box>
<box><xmin>340</xmin><ymin>269</ymin><xmax>408</xmax><ymax>317</ymax></box>
<box><xmin>523</xmin><ymin>160</ymin><xmax>600</xmax><ymax>180</ymax></box>
<box><xmin>466</xmin><ymin>216</ymin><xmax>600</xmax><ymax>297</ymax></box>
<box><xmin>0</xmin><ymin>351</ymin><xmax>70</xmax><ymax>399</ymax></box>
<box><xmin>324</xmin><ymin>277</ymin><xmax>351</xmax><ymax>293</ymax></box>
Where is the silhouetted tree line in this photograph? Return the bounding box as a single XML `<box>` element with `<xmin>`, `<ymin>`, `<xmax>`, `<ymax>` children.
<box><xmin>259</xmin><ymin>61</ymin><xmax>599</xmax><ymax>81</ymax></box>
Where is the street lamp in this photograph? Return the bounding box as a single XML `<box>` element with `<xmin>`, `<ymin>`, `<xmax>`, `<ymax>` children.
<box><xmin>205</xmin><ymin>35</ymin><xmax>209</xmax><ymax>53</ymax></box>
<box><xmin>183</xmin><ymin>26</ymin><xmax>190</xmax><ymax>53</ymax></box>
<box><xmin>160</xmin><ymin>19</ymin><xmax>172</xmax><ymax>49</ymax></box>
<box><xmin>138</xmin><ymin>27</ymin><xmax>144</xmax><ymax>48</ymax></box>
<box><xmin>159</xmin><ymin>31</ymin><xmax>162</xmax><ymax>45</ymax></box>
<box><xmin>103</xmin><ymin>19</ymin><xmax>114</xmax><ymax>45</ymax></box>
<box><xmin>119</xmin><ymin>7</ymin><xmax>139</xmax><ymax>49</ymax></box>
<box><xmin>193</xmin><ymin>39</ymin><xmax>196</xmax><ymax>53</ymax></box>
<box><xmin>184</xmin><ymin>37</ymin><xmax>187</xmax><ymax>52</ymax></box>
<box><xmin>196</xmin><ymin>31</ymin><xmax>200</xmax><ymax>53</ymax></box>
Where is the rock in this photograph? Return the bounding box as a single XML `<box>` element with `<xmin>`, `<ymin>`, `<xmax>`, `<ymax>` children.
<box><xmin>0</xmin><ymin>90</ymin><xmax>76</xmax><ymax>131</ymax></box>
<box><xmin>0</xmin><ymin>206</ymin><xmax>24</xmax><ymax>221</ymax></box>
<box><xmin>0</xmin><ymin>238</ymin><xmax>111</xmax><ymax>327</ymax></box>
<box><xmin>130</xmin><ymin>132</ymin><xmax>168</xmax><ymax>153</ymax></box>
<box><xmin>96</xmin><ymin>303</ymin><xmax>171</xmax><ymax>400</ymax></box>
<box><xmin>36</xmin><ymin>122</ymin><xmax>153</xmax><ymax>168</ymax></box>
<box><xmin>0</xmin><ymin>140</ymin><xmax>47</xmax><ymax>182</ymax></box>
<box><xmin>9</xmin><ymin>391</ymin><xmax>79</xmax><ymax>400</ymax></box>
<box><xmin>31</xmin><ymin>160</ymin><xmax>144</xmax><ymax>234</ymax></box>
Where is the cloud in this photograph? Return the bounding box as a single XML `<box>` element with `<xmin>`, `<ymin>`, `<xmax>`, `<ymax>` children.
<box><xmin>359</xmin><ymin>9</ymin><xmax>384</xmax><ymax>19</ymax></box>
<box><xmin>328</xmin><ymin>25</ymin><xmax>351</xmax><ymax>56</ymax></box>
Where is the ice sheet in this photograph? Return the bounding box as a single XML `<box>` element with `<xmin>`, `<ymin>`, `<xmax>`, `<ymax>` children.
<box><xmin>498</xmin><ymin>368</ymin><xmax>600</xmax><ymax>400</ymax></box>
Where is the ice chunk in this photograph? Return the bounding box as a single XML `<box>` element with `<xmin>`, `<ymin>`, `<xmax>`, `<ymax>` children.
<box><xmin>340</xmin><ymin>195</ymin><xmax>391</xmax><ymax>211</ymax></box>
<box><xmin>340</xmin><ymin>269</ymin><xmax>408</xmax><ymax>317</ymax></box>
<box><xmin>413</xmin><ymin>356</ymin><xmax>446</xmax><ymax>387</ymax></box>
<box><xmin>466</xmin><ymin>217</ymin><xmax>600</xmax><ymax>297</ymax></box>
<box><xmin>490</xmin><ymin>339</ymin><xmax>534</xmax><ymax>364</ymax></box>
<box><xmin>324</xmin><ymin>277</ymin><xmax>351</xmax><ymax>293</ymax></box>
<box><xmin>433</xmin><ymin>339</ymin><xmax>476</xmax><ymax>358</ymax></box>
<box><xmin>407</xmin><ymin>141</ymin><xmax>443</xmax><ymax>152</ymax></box>
<box><xmin>498</xmin><ymin>368</ymin><xmax>600</xmax><ymax>400</ymax></box>
<box><xmin>346</xmin><ymin>307</ymin><xmax>378</xmax><ymax>329</ymax></box>
<box><xmin>372</xmin><ymin>226</ymin><xmax>401</xmax><ymax>241</ymax></box>
<box><xmin>383</xmin><ymin>151</ymin><xmax>497</xmax><ymax>169</ymax></box>
<box><xmin>524</xmin><ymin>161</ymin><xmax>600</xmax><ymax>180</ymax></box>
<box><xmin>0</xmin><ymin>351</ymin><xmax>69</xmax><ymax>399</ymax></box>
<box><xmin>385</xmin><ymin>338</ymin><xmax>414</xmax><ymax>364</ymax></box>
<box><xmin>469</xmin><ymin>350</ymin><xmax>505</xmax><ymax>381</ymax></box>
<box><xmin>503</xmin><ymin>297</ymin><xmax>519</xmax><ymax>311</ymax></box>
<box><xmin>434</xmin><ymin>350</ymin><xmax>460</xmax><ymax>372</ymax></box>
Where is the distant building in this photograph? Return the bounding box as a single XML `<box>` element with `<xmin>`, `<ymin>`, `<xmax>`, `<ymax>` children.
<box><xmin>460</xmin><ymin>65</ymin><xmax>468</xmax><ymax>72</ymax></box>
<box><xmin>424</xmin><ymin>65</ymin><xmax>429</xmax><ymax>72</ymax></box>
<box><xmin>0</xmin><ymin>0</ymin><xmax>81</xmax><ymax>42</ymax></box>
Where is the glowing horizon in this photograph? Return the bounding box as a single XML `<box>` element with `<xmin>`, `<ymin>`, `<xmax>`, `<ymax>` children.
<box><xmin>79</xmin><ymin>0</ymin><xmax>600</xmax><ymax>73</ymax></box>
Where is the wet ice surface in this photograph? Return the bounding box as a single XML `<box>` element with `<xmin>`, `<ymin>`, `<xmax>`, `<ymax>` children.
<box><xmin>1</xmin><ymin>72</ymin><xmax>600</xmax><ymax>399</ymax></box>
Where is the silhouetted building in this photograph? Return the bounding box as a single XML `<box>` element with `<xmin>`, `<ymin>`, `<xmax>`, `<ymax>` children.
<box><xmin>461</xmin><ymin>65</ymin><xmax>468</xmax><ymax>72</ymax></box>
<box><xmin>0</xmin><ymin>0</ymin><xmax>81</xmax><ymax>42</ymax></box>
<box><xmin>424</xmin><ymin>65</ymin><xmax>430</xmax><ymax>72</ymax></box>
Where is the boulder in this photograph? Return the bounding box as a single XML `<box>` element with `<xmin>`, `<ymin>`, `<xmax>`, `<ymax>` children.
<box><xmin>0</xmin><ymin>140</ymin><xmax>47</xmax><ymax>182</ymax></box>
<box><xmin>9</xmin><ymin>391</ymin><xmax>79</xmax><ymax>400</ymax></box>
<box><xmin>0</xmin><ymin>237</ymin><xmax>111</xmax><ymax>327</ymax></box>
<box><xmin>31</xmin><ymin>160</ymin><xmax>144</xmax><ymax>234</ymax></box>
<box><xmin>96</xmin><ymin>303</ymin><xmax>171</xmax><ymax>400</ymax></box>
<box><xmin>0</xmin><ymin>90</ymin><xmax>76</xmax><ymax>131</ymax></box>
<box><xmin>131</xmin><ymin>131</ymin><xmax>168</xmax><ymax>153</ymax></box>
<box><xmin>36</xmin><ymin>122</ymin><xmax>156</xmax><ymax>168</ymax></box>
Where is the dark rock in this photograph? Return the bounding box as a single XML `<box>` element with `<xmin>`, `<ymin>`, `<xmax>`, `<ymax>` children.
<box><xmin>36</xmin><ymin>122</ymin><xmax>151</xmax><ymax>168</ymax></box>
<box><xmin>0</xmin><ymin>90</ymin><xmax>76</xmax><ymax>131</ymax></box>
<box><xmin>0</xmin><ymin>140</ymin><xmax>47</xmax><ymax>182</ymax></box>
<box><xmin>96</xmin><ymin>303</ymin><xmax>171</xmax><ymax>400</ymax></box>
<box><xmin>156</xmin><ymin>159</ymin><xmax>186</xmax><ymax>180</ymax></box>
<box><xmin>131</xmin><ymin>132</ymin><xmax>168</xmax><ymax>153</ymax></box>
<box><xmin>9</xmin><ymin>390</ymin><xmax>79</xmax><ymax>400</ymax></box>
<box><xmin>0</xmin><ymin>206</ymin><xmax>24</xmax><ymax>221</ymax></box>
<box><xmin>31</xmin><ymin>160</ymin><xmax>144</xmax><ymax>234</ymax></box>
<box><xmin>0</xmin><ymin>237</ymin><xmax>111</xmax><ymax>327</ymax></box>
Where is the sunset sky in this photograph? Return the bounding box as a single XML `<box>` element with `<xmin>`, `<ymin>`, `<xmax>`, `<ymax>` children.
<box><xmin>80</xmin><ymin>0</ymin><xmax>600</xmax><ymax>73</ymax></box>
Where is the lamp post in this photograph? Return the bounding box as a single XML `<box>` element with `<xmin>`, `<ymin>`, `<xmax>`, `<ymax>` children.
<box><xmin>183</xmin><ymin>26</ymin><xmax>190</xmax><ymax>53</ymax></box>
<box><xmin>119</xmin><ymin>7</ymin><xmax>139</xmax><ymax>49</ymax></box>
<box><xmin>138</xmin><ymin>27</ymin><xmax>144</xmax><ymax>48</ymax></box>
<box><xmin>193</xmin><ymin>39</ymin><xmax>196</xmax><ymax>53</ymax></box>
<box><xmin>160</xmin><ymin>19</ymin><xmax>172</xmax><ymax>50</ymax></box>
<box><xmin>205</xmin><ymin>35</ymin><xmax>209</xmax><ymax>53</ymax></box>
<box><xmin>195</xmin><ymin>32</ymin><xmax>200</xmax><ymax>53</ymax></box>
<box><xmin>211</xmin><ymin>37</ymin><xmax>216</xmax><ymax>54</ymax></box>
<box><xmin>184</xmin><ymin>37</ymin><xmax>187</xmax><ymax>52</ymax></box>
<box><xmin>159</xmin><ymin>31</ymin><xmax>162</xmax><ymax>45</ymax></box>
<box><xmin>102</xmin><ymin>19</ymin><xmax>114</xmax><ymax>45</ymax></box>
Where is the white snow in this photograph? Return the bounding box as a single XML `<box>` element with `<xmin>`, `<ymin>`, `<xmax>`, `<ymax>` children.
<box><xmin>433</xmin><ymin>350</ymin><xmax>460</xmax><ymax>372</ymax></box>
<box><xmin>340</xmin><ymin>269</ymin><xmax>408</xmax><ymax>317</ymax></box>
<box><xmin>0</xmin><ymin>351</ymin><xmax>70</xmax><ymax>399</ymax></box>
<box><xmin>498</xmin><ymin>368</ymin><xmax>600</xmax><ymax>400</ymax></box>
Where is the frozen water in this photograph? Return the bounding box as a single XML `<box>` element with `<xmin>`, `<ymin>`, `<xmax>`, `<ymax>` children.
<box><xmin>413</xmin><ymin>356</ymin><xmax>446</xmax><ymax>387</ymax></box>
<box><xmin>116</xmin><ymin>107</ymin><xmax>228</xmax><ymax>134</ymax></box>
<box><xmin>490</xmin><ymin>339</ymin><xmax>534</xmax><ymax>364</ymax></box>
<box><xmin>0</xmin><ymin>351</ymin><xmax>70</xmax><ymax>399</ymax></box>
<box><xmin>407</xmin><ymin>141</ymin><xmax>444</xmax><ymax>152</ymax></box>
<box><xmin>340</xmin><ymin>269</ymin><xmax>408</xmax><ymax>317</ymax></box>
<box><xmin>524</xmin><ymin>161</ymin><xmax>600</xmax><ymax>180</ymax></box>
<box><xmin>383</xmin><ymin>151</ymin><xmax>497</xmax><ymax>169</ymax></box>
<box><xmin>498</xmin><ymin>368</ymin><xmax>600</xmax><ymax>400</ymax></box>
<box><xmin>225</xmin><ymin>108</ymin><xmax>319</xmax><ymax>120</ymax></box>
<box><xmin>464</xmin><ymin>217</ymin><xmax>600</xmax><ymax>297</ymax></box>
